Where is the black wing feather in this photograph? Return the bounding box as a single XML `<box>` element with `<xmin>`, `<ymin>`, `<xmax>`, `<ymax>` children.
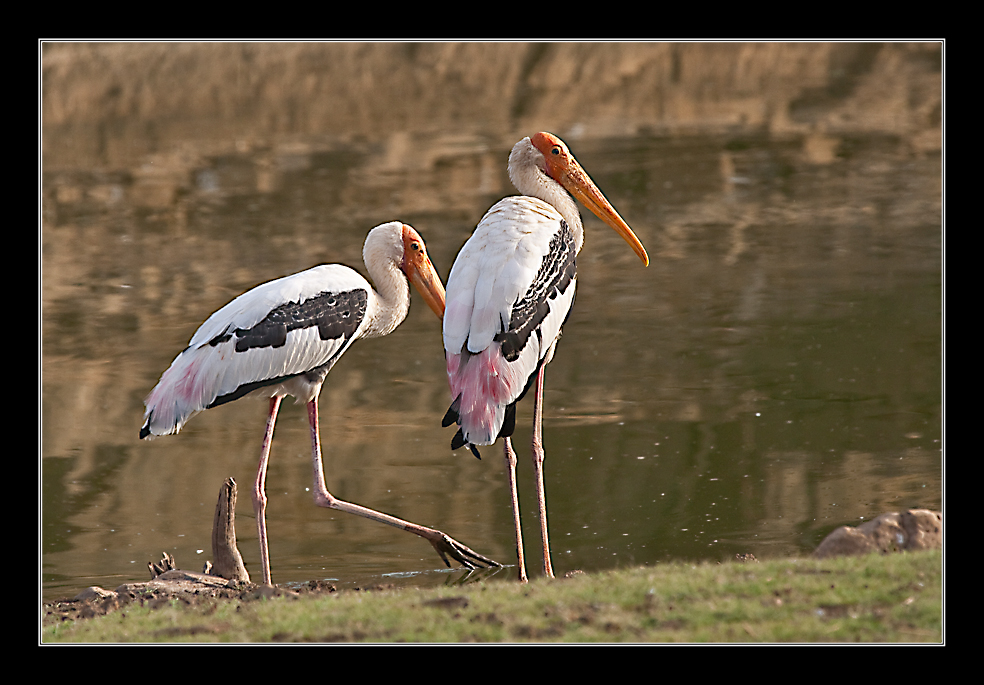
<box><xmin>493</xmin><ymin>220</ymin><xmax>576</xmax><ymax>362</ymax></box>
<box><xmin>231</xmin><ymin>289</ymin><xmax>368</xmax><ymax>352</ymax></box>
<box><xmin>204</xmin><ymin>288</ymin><xmax>369</xmax><ymax>409</ymax></box>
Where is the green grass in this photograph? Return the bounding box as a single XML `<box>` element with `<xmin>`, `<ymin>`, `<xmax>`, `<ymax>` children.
<box><xmin>42</xmin><ymin>551</ymin><xmax>942</xmax><ymax>643</ymax></box>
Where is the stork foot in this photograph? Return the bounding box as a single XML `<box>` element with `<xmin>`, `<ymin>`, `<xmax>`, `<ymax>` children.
<box><xmin>426</xmin><ymin>532</ymin><xmax>501</xmax><ymax>570</ymax></box>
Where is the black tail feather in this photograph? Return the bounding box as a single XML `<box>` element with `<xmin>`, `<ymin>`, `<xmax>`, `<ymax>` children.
<box><xmin>450</xmin><ymin>428</ymin><xmax>482</xmax><ymax>460</ymax></box>
<box><xmin>442</xmin><ymin>394</ymin><xmax>461</xmax><ymax>428</ymax></box>
<box><xmin>497</xmin><ymin>402</ymin><xmax>516</xmax><ymax>440</ymax></box>
<box><xmin>139</xmin><ymin>412</ymin><xmax>153</xmax><ymax>439</ymax></box>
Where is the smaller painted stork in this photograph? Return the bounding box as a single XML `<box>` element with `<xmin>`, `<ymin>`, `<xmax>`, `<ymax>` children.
<box><xmin>442</xmin><ymin>133</ymin><xmax>649</xmax><ymax>581</ymax></box>
<box><xmin>141</xmin><ymin>221</ymin><xmax>498</xmax><ymax>586</ymax></box>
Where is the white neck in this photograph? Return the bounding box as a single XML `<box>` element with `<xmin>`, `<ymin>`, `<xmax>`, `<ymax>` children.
<box><xmin>508</xmin><ymin>137</ymin><xmax>584</xmax><ymax>252</ymax></box>
<box><xmin>361</xmin><ymin>224</ymin><xmax>411</xmax><ymax>338</ymax></box>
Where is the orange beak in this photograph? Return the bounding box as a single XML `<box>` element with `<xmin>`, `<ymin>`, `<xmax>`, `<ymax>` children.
<box><xmin>401</xmin><ymin>225</ymin><xmax>447</xmax><ymax>320</ymax></box>
<box><xmin>531</xmin><ymin>132</ymin><xmax>649</xmax><ymax>267</ymax></box>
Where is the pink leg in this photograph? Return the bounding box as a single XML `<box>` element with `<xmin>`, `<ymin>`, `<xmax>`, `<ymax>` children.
<box><xmin>306</xmin><ymin>399</ymin><xmax>499</xmax><ymax>571</ymax></box>
<box><xmin>530</xmin><ymin>364</ymin><xmax>555</xmax><ymax>578</ymax></box>
<box><xmin>251</xmin><ymin>395</ymin><xmax>283</xmax><ymax>586</ymax></box>
<box><xmin>503</xmin><ymin>437</ymin><xmax>529</xmax><ymax>583</ymax></box>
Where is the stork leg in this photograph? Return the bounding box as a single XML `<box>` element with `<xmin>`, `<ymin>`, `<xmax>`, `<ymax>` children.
<box><xmin>251</xmin><ymin>395</ymin><xmax>283</xmax><ymax>586</ymax></box>
<box><xmin>306</xmin><ymin>399</ymin><xmax>500</xmax><ymax>571</ymax></box>
<box><xmin>503</xmin><ymin>437</ymin><xmax>529</xmax><ymax>583</ymax></box>
<box><xmin>530</xmin><ymin>363</ymin><xmax>555</xmax><ymax>578</ymax></box>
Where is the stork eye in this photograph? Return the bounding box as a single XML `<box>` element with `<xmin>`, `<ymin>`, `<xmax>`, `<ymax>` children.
<box><xmin>411</xmin><ymin>242</ymin><xmax>420</xmax><ymax>252</ymax></box>
<box><xmin>551</xmin><ymin>146</ymin><xmax>561</xmax><ymax>155</ymax></box>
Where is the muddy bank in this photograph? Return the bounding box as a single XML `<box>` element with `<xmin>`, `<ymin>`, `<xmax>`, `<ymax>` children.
<box><xmin>42</xmin><ymin>42</ymin><xmax>941</xmax><ymax>169</ymax></box>
<box><xmin>43</xmin><ymin>506</ymin><xmax>941</xmax><ymax>627</ymax></box>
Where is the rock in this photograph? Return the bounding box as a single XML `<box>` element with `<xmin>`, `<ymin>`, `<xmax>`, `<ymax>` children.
<box><xmin>813</xmin><ymin>509</ymin><xmax>942</xmax><ymax>559</ymax></box>
<box><xmin>74</xmin><ymin>586</ymin><xmax>116</xmax><ymax>601</ymax></box>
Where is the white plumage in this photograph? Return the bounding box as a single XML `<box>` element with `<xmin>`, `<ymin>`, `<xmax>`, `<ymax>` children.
<box><xmin>141</xmin><ymin>221</ymin><xmax>497</xmax><ymax>585</ymax></box>
<box><xmin>442</xmin><ymin>133</ymin><xmax>649</xmax><ymax>581</ymax></box>
<box><xmin>443</xmin><ymin>196</ymin><xmax>576</xmax><ymax>446</ymax></box>
<box><xmin>141</xmin><ymin>264</ymin><xmax>373</xmax><ymax>437</ymax></box>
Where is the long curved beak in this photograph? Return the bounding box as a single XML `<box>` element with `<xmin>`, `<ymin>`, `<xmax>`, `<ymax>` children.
<box><xmin>409</xmin><ymin>259</ymin><xmax>446</xmax><ymax>320</ymax></box>
<box><xmin>532</xmin><ymin>131</ymin><xmax>649</xmax><ymax>267</ymax></box>
<box><xmin>402</xmin><ymin>226</ymin><xmax>447</xmax><ymax>320</ymax></box>
<box><xmin>561</xmin><ymin>164</ymin><xmax>650</xmax><ymax>267</ymax></box>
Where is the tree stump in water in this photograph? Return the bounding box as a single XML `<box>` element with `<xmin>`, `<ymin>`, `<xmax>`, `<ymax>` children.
<box><xmin>147</xmin><ymin>477</ymin><xmax>251</xmax><ymax>583</ymax></box>
<box><xmin>208</xmin><ymin>477</ymin><xmax>251</xmax><ymax>583</ymax></box>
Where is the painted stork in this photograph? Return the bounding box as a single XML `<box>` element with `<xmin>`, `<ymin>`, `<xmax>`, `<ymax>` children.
<box><xmin>442</xmin><ymin>133</ymin><xmax>649</xmax><ymax>581</ymax></box>
<box><xmin>141</xmin><ymin>221</ymin><xmax>498</xmax><ymax>586</ymax></box>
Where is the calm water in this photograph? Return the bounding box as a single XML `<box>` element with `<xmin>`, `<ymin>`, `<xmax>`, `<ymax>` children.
<box><xmin>41</xmin><ymin>131</ymin><xmax>942</xmax><ymax>600</ymax></box>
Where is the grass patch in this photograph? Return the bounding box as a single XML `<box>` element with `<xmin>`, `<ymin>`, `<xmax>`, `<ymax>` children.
<box><xmin>42</xmin><ymin>551</ymin><xmax>942</xmax><ymax>643</ymax></box>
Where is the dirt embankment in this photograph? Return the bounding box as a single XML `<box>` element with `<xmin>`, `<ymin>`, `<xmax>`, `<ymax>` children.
<box><xmin>42</xmin><ymin>42</ymin><xmax>941</xmax><ymax>169</ymax></box>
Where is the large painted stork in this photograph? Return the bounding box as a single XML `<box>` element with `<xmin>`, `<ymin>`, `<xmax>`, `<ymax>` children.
<box><xmin>141</xmin><ymin>221</ymin><xmax>498</xmax><ymax>586</ymax></box>
<box><xmin>442</xmin><ymin>133</ymin><xmax>649</xmax><ymax>581</ymax></box>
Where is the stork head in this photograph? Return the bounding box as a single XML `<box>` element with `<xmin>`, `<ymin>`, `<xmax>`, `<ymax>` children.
<box><xmin>400</xmin><ymin>224</ymin><xmax>446</xmax><ymax>319</ymax></box>
<box><xmin>529</xmin><ymin>132</ymin><xmax>649</xmax><ymax>267</ymax></box>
